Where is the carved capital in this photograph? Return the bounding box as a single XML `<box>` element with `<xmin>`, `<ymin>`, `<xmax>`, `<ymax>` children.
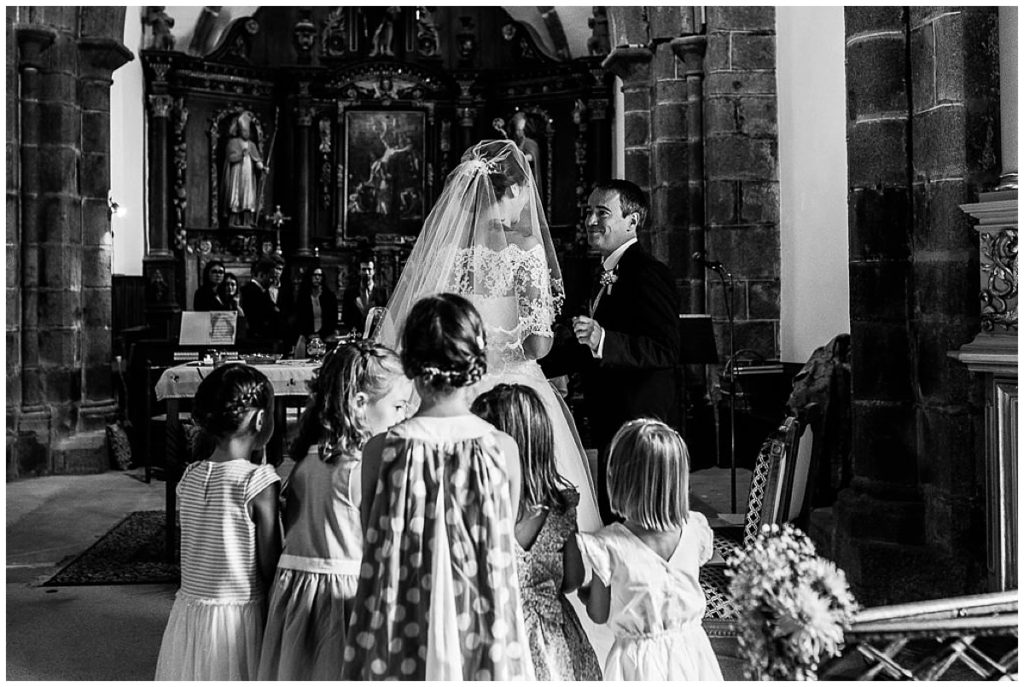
<box><xmin>148</xmin><ymin>94</ymin><xmax>174</xmax><ymax>119</ymax></box>
<box><xmin>15</xmin><ymin>25</ymin><xmax>57</xmax><ymax>70</ymax></box>
<box><xmin>669</xmin><ymin>35</ymin><xmax>706</xmax><ymax>76</ymax></box>
<box><xmin>78</xmin><ymin>36</ymin><xmax>134</xmax><ymax>77</ymax></box>
<box><xmin>600</xmin><ymin>45</ymin><xmax>653</xmax><ymax>83</ymax></box>
<box><xmin>589</xmin><ymin>98</ymin><xmax>610</xmax><ymax>121</ymax></box>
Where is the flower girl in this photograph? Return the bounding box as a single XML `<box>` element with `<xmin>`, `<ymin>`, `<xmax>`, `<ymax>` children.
<box><xmin>258</xmin><ymin>341</ymin><xmax>411</xmax><ymax>680</ymax></box>
<box><xmin>341</xmin><ymin>293</ymin><xmax>533</xmax><ymax>680</ymax></box>
<box><xmin>154</xmin><ymin>364</ymin><xmax>281</xmax><ymax>680</ymax></box>
<box><xmin>472</xmin><ymin>383</ymin><xmax>602</xmax><ymax>680</ymax></box>
<box><xmin>577</xmin><ymin>418</ymin><xmax>723</xmax><ymax>681</ymax></box>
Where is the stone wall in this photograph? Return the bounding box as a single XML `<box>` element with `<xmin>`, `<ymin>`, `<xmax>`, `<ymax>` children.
<box><xmin>606</xmin><ymin>6</ymin><xmax>781</xmax><ymax>362</ymax></box>
<box><xmin>835</xmin><ymin>6</ymin><xmax>999</xmax><ymax>605</ymax></box>
<box><xmin>6</xmin><ymin>7</ymin><xmax>131</xmax><ymax>478</ymax></box>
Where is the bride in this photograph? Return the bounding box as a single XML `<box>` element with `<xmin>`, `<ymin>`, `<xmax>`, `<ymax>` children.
<box><xmin>378</xmin><ymin>140</ymin><xmax>602</xmax><ymax>533</ymax></box>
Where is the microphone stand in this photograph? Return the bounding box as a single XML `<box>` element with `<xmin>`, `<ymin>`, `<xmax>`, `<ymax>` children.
<box><xmin>702</xmin><ymin>258</ymin><xmax>737</xmax><ymax>513</ymax></box>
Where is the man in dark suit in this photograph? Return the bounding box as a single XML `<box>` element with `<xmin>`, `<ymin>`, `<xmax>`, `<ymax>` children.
<box><xmin>541</xmin><ymin>180</ymin><xmax>680</xmax><ymax>523</ymax></box>
<box><xmin>240</xmin><ymin>257</ymin><xmax>281</xmax><ymax>344</ymax></box>
<box><xmin>341</xmin><ymin>258</ymin><xmax>390</xmax><ymax>335</ymax></box>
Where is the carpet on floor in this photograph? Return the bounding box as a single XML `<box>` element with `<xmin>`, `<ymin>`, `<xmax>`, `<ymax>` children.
<box><xmin>43</xmin><ymin>510</ymin><xmax>179</xmax><ymax>586</ymax></box>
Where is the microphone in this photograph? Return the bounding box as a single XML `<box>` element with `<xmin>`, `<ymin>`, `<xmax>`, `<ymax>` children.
<box><xmin>692</xmin><ymin>251</ymin><xmax>724</xmax><ymax>271</ymax></box>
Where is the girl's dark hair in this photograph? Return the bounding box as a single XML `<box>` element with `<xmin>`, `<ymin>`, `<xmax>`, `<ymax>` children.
<box><xmin>201</xmin><ymin>260</ymin><xmax>225</xmax><ymax>285</ymax></box>
<box><xmin>192</xmin><ymin>363</ymin><xmax>274</xmax><ymax>439</ymax></box>
<box><xmin>401</xmin><ymin>293</ymin><xmax>487</xmax><ymax>392</ymax></box>
<box><xmin>289</xmin><ymin>341</ymin><xmax>404</xmax><ymax>463</ymax></box>
<box><xmin>471</xmin><ymin>383</ymin><xmax>572</xmax><ymax>512</ymax></box>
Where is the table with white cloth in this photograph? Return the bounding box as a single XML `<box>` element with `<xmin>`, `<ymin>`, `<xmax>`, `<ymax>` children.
<box><xmin>154</xmin><ymin>360</ymin><xmax>320</xmax><ymax>559</ymax></box>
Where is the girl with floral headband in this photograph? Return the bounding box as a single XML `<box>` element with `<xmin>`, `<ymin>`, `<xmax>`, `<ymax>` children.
<box><xmin>342</xmin><ymin>293</ymin><xmax>534</xmax><ymax>680</ymax></box>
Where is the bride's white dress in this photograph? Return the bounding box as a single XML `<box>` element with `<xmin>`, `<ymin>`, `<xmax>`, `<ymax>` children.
<box><xmin>455</xmin><ymin>243</ymin><xmax>602</xmax><ymax>534</ymax></box>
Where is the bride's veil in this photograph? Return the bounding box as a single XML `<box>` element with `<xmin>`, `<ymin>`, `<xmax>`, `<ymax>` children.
<box><xmin>377</xmin><ymin>140</ymin><xmax>565</xmax><ymax>352</ymax></box>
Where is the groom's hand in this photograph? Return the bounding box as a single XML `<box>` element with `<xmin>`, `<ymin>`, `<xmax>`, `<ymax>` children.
<box><xmin>572</xmin><ymin>316</ymin><xmax>603</xmax><ymax>355</ymax></box>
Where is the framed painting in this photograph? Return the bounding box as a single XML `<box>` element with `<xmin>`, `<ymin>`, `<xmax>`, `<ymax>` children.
<box><xmin>342</xmin><ymin>109</ymin><xmax>426</xmax><ymax>241</ymax></box>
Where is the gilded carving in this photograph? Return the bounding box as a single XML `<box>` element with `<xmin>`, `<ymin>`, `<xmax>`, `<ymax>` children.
<box><xmin>319</xmin><ymin>117</ymin><xmax>333</xmax><ymax>209</ymax></box>
<box><xmin>415</xmin><ymin>7</ymin><xmax>440</xmax><ymax>58</ymax></box>
<box><xmin>321</xmin><ymin>7</ymin><xmax>351</xmax><ymax>57</ymax></box>
<box><xmin>980</xmin><ymin>228</ymin><xmax>1018</xmax><ymax>332</ymax></box>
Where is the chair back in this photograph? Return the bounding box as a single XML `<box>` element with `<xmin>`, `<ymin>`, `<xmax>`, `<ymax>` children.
<box><xmin>742</xmin><ymin>415</ymin><xmax>802</xmax><ymax>546</ymax></box>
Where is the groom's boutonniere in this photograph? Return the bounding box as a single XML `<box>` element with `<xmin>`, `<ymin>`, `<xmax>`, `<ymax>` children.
<box><xmin>600</xmin><ymin>269</ymin><xmax>619</xmax><ymax>294</ymax></box>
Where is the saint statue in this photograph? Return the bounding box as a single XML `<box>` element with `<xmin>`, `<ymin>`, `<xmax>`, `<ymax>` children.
<box><xmin>222</xmin><ymin>111</ymin><xmax>268</xmax><ymax>227</ymax></box>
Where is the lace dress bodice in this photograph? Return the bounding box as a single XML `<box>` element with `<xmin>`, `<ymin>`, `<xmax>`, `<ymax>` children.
<box><xmin>450</xmin><ymin>243</ymin><xmax>558</xmax><ymax>374</ymax></box>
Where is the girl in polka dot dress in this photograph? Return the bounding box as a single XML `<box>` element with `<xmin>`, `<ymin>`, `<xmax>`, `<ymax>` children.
<box><xmin>472</xmin><ymin>383</ymin><xmax>602</xmax><ymax>680</ymax></box>
<box><xmin>155</xmin><ymin>364</ymin><xmax>281</xmax><ymax>681</ymax></box>
<box><xmin>341</xmin><ymin>293</ymin><xmax>535</xmax><ymax>680</ymax></box>
<box><xmin>257</xmin><ymin>342</ymin><xmax>412</xmax><ymax>680</ymax></box>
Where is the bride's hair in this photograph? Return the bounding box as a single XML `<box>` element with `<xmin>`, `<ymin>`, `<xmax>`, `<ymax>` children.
<box><xmin>470</xmin><ymin>140</ymin><xmax>529</xmax><ymax>199</ymax></box>
<box><xmin>471</xmin><ymin>383</ymin><xmax>574</xmax><ymax>514</ymax></box>
<box><xmin>401</xmin><ymin>293</ymin><xmax>487</xmax><ymax>392</ymax></box>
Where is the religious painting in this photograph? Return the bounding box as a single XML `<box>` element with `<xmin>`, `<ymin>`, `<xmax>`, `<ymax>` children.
<box><xmin>342</xmin><ymin>110</ymin><xmax>426</xmax><ymax>241</ymax></box>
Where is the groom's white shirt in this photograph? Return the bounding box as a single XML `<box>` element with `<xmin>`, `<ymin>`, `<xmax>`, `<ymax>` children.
<box><xmin>593</xmin><ymin>237</ymin><xmax>638</xmax><ymax>358</ymax></box>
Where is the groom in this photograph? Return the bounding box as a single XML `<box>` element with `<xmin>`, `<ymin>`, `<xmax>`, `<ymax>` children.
<box><xmin>542</xmin><ymin>180</ymin><xmax>680</xmax><ymax>523</ymax></box>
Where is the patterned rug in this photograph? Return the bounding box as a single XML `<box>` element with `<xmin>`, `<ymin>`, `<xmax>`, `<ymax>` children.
<box><xmin>43</xmin><ymin>511</ymin><xmax>180</xmax><ymax>586</ymax></box>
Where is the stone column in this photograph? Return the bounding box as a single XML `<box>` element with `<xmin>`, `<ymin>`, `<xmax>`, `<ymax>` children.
<box><xmin>671</xmin><ymin>35</ymin><xmax>707</xmax><ymax>314</ymax></box>
<box><xmin>76</xmin><ymin>34</ymin><xmax>132</xmax><ymax>432</ymax></box>
<box><xmin>293</xmin><ymin>103</ymin><xmax>313</xmax><ymax>258</ymax></box>
<box><xmin>15</xmin><ymin>25</ymin><xmax>56</xmax><ymax>426</ymax></box>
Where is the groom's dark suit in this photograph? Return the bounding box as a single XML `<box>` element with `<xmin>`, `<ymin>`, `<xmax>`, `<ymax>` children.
<box><xmin>542</xmin><ymin>242</ymin><xmax>680</xmax><ymax>522</ymax></box>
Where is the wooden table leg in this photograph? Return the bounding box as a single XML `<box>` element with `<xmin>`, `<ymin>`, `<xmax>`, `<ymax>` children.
<box><xmin>165</xmin><ymin>398</ymin><xmax>181</xmax><ymax>562</ymax></box>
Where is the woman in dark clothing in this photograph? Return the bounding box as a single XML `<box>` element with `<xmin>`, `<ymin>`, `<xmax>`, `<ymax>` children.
<box><xmin>218</xmin><ymin>271</ymin><xmax>241</xmax><ymax>311</ymax></box>
<box><xmin>293</xmin><ymin>266</ymin><xmax>339</xmax><ymax>341</ymax></box>
<box><xmin>193</xmin><ymin>260</ymin><xmax>228</xmax><ymax>311</ymax></box>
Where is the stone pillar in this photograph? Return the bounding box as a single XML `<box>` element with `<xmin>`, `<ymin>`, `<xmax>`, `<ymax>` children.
<box><xmin>13</xmin><ymin>23</ymin><xmax>57</xmax><ymax>476</ymax></box>
<box><xmin>703</xmin><ymin>6</ymin><xmax>780</xmax><ymax>361</ymax></box>
<box><xmin>77</xmin><ymin>29</ymin><xmax>132</xmax><ymax>432</ymax></box>
<box><xmin>293</xmin><ymin>102</ymin><xmax>313</xmax><ymax>258</ymax></box>
<box><xmin>837</xmin><ymin>7</ymin><xmax>999</xmax><ymax>604</ymax></box>
<box><xmin>671</xmin><ymin>35</ymin><xmax>707</xmax><ymax>314</ymax></box>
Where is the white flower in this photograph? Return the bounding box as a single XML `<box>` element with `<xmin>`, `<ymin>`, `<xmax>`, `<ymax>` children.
<box><xmin>599</xmin><ymin>270</ymin><xmax>618</xmax><ymax>287</ymax></box>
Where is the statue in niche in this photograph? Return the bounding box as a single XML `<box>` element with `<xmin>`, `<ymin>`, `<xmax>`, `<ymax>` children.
<box><xmin>587</xmin><ymin>7</ymin><xmax>611</xmax><ymax>56</ymax></box>
<box><xmin>145</xmin><ymin>6</ymin><xmax>176</xmax><ymax>50</ymax></box>
<box><xmin>222</xmin><ymin>111</ymin><xmax>268</xmax><ymax>228</ymax></box>
<box><xmin>369</xmin><ymin>7</ymin><xmax>400</xmax><ymax>57</ymax></box>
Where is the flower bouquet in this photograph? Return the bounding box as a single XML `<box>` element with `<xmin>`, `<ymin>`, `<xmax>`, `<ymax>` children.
<box><xmin>727</xmin><ymin>524</ymin><xmax>858</xmax><ymax>680</ymax></box>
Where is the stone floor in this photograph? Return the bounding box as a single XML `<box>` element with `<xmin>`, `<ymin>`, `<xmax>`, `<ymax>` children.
<box><xmin>6</xmin><ymin>454</ymin><xmax>751</xmax><ymax>680</ymax></box>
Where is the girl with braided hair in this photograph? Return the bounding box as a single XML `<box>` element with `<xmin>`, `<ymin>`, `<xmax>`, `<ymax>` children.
<box><xmin>342</xmin><ymin>293</ymin><xmax>534</xmax><ymax>680</ymax></box>
<box><xmin>155</xmin><ymin>364</ymin><xmax>281</xmax><ymax>680</ymax></box>
<box><xmin>258</xmin><ymin>341</ymin><xmax>411</xmax><ymax>680</ymax></box>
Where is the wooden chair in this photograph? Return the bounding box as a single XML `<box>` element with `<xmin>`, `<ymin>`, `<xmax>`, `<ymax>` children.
<box><xmin>701</xmin><ymin>415</ymin><xmax>812</xmax><ymax>631</ymax></box>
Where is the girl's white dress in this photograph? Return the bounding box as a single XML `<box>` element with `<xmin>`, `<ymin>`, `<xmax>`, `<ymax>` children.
<box><xmin>258</xmin><ymin>447</ymin><xmax>363</xmax><ymax>680</ymax></box>
<box><xmin>154</xmin><ymin>459</ymin><xmax>280</xmax><ymax>681</ymax></box>
<box><xmin>577</xmin><ymin>515</ymin><xmax>724</xmax><ymax>681</ymax></box>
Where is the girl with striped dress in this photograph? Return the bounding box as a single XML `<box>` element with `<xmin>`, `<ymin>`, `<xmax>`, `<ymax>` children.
<box><xmin>155</xmin><ymin>364</ymin><xmax>282</xmax><ymax>680</ymax></box>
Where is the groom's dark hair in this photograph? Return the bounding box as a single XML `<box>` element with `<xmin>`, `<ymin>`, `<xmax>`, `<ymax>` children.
<box><xmin>593</xmin><ymin>179</ymin><xmax>648</xmax><ymax>231</ymax></box>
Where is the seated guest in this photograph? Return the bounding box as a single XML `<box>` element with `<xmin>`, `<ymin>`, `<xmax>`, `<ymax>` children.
<box><xmin>193</xmin><ymin>260</ymin><xmax>227</xmax><ymax>311</ymax></box>
<box><xmin>341</xmin><ymin>258</ymin><xmax>389</xmax><ymax>335</ymax></box>
<box><xmin>241</xmin><ymin>258</ymin><xmax>280</xmax><ymax>343</ymax></box>
<box><xmin>294</xmin><ymin>266</ymin><xmax>339</xmax><ymax>342</ymax></box>
<box><xmin>217</xmin><ymin>271</ymin><xmax>241</xmax><ymax>312</ymax></box>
